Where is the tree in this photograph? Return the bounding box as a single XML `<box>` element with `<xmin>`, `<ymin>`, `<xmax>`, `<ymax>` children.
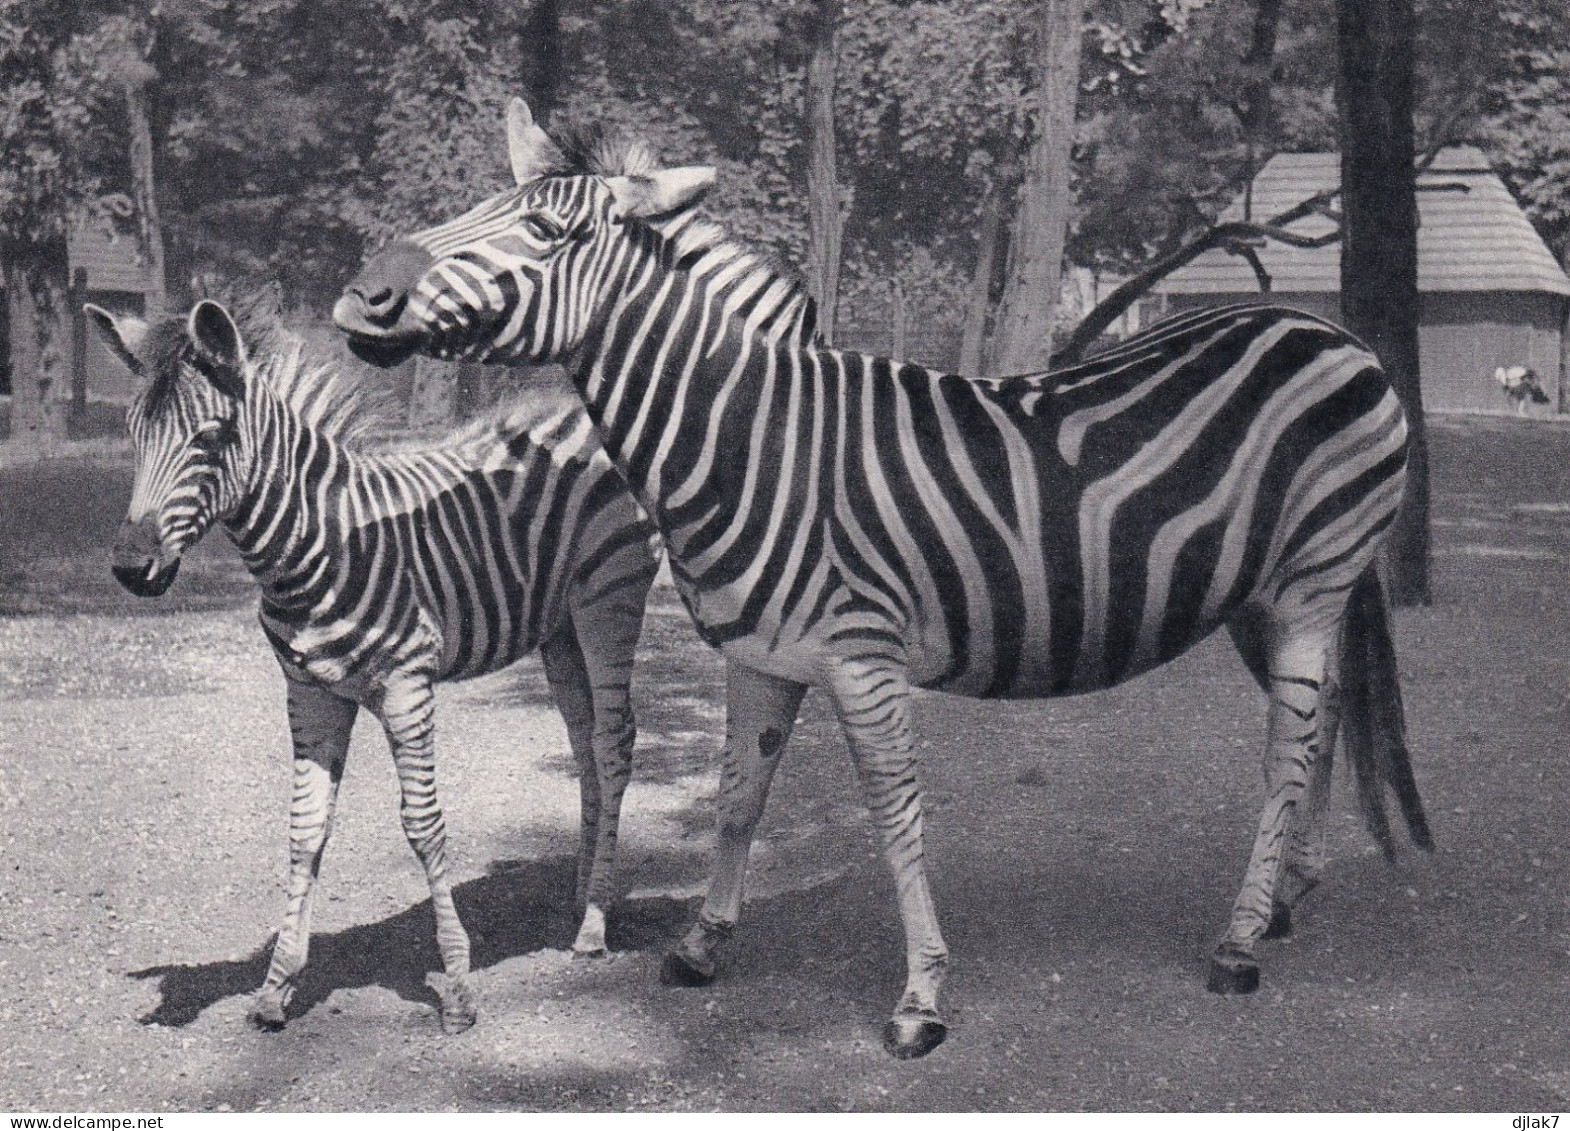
<box><xmin>990</xmin><ymin>0</ymin><xmax>1089</xmax><ymax>375</ymax></box>
<box><xmin>804</xmin><ymin>0</ymin><xmax>845</xmax><ymax>343</ymax></box>
<box><xmin>0</xmin><ymin>1</ymin><xmax>97</xmax><ymax>454</ymax></box>
<box><xmin>1337</xmin><ymin>0</ymin><xmax>1428</xmax><ymax>606</ymax></box>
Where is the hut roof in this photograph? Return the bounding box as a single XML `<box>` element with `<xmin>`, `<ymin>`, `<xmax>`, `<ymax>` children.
<box><xmin>1157</xmin><ymin>147</ymin><xmax>1570</xmax><ymax>298</ymax></box>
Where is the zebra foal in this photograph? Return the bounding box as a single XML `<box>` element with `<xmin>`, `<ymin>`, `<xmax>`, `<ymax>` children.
<box><xmin>334</xmin><ymin>100</ymin><xmax>1432</xmax><ymax>1058</ymax></box>
<box><xmin>88</xmin><ymin>298</ymin><xmax>659</xmax><ymax>1033</ymax></box>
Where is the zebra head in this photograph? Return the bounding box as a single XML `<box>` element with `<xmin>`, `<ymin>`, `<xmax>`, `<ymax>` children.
<box><xmin>86</xmin><ymin>300</ymin><xmax>251</xmax><ymax>597</ymax></box>
<box><xmin>333</xmin><ymin>97</ymin><xmax>715</xmax><ymax>368</ymax></box>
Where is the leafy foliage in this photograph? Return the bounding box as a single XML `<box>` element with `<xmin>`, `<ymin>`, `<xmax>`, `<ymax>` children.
<box><xmin>19</xmin><ymin>0</ymin><xmax>1568</xmax><ymax>327</ymax></box>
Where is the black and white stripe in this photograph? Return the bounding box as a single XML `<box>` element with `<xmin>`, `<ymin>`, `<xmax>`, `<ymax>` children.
<box><xmin>334</xmin><ymin>99</ymin><xmax>1431</xmax><ymax>1058</ymax></box>
<box><xmin>89</xmin><ymin>299</ymin><xmax>659</xmax><ymax>1033</ymax></box>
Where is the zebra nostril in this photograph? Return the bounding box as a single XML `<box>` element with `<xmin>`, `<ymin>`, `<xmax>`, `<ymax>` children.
<box><xmin>366</xmin><ymin>287</ymin><xmax>394</xmax><ymax>309</ymax></box>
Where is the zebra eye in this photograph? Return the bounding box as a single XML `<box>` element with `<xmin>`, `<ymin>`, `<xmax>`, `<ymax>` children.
<box><xmin>522</xmin><ymin>214</ymin><xmax>564</xmax><ymax>243</ymax></box>
<box><xmin>192</xmin><ymin>419</ymin><xmax>235</xmax><ymax>451</ymax></box>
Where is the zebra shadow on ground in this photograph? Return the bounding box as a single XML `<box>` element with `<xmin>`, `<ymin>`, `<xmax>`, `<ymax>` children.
<box><xmin>127</xmin><ymin>853</ymin><xmax>699</xmax><ymax>1028</ymax></box>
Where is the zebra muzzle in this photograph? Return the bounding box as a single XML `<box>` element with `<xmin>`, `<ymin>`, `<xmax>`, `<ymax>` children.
<box><xmin>111</xmin><ymin>519</ymin><xmax>181</xmax><ymax>598</ymax></box>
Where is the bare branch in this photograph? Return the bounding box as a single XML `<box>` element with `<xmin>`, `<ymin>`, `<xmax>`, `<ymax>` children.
<box><xmin>1224</xmin><ymin>240</ymin><xmax>1272</xmax><ymax>292</ymax></box>
<box><xmin>1053</xmin><ymin>214</ymin><xmax>1341</xmax><ymax>364</ymax></box>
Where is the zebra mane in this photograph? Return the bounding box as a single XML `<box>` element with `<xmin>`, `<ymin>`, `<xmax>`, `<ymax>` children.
<box><xmin>654</xmin><ymin>211</ymin><xmax>815</xmax><ymax>314</ymax></box>
<box><xmin>542</xmin><ymin>121</ymin><xmax>664</xmax><ymax>179</ymax></box>
<box><xmin>251</xmin><ymin>333</ymin><xmax>391</xmax><ymax>448</ymax></box>
<box><xmin>444</xmin><ymin>376</ymin><xmax>593</xmax><ymax>455</ymax></box>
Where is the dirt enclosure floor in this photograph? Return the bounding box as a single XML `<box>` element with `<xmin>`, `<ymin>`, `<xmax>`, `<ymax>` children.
<box><xmin>1</xmin><ymin>414</ymin><xmax>1569</xmax><ymax>1112</ymax></box>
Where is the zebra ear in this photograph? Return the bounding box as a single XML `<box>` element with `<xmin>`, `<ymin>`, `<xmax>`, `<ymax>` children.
<box><xmin>83</xmin><ymin>303</ymin><xmax>148</xmax><ymax>376</ymax></box>
<box><xmin>188</xmin><ymin>300</ymin><xmax>248</xmax><ymax>399</ymax></box>
<box><xmin>604</xmin><ymin>166</ymin><xmax>717</xmax><ymax>219</ymax></box>
<box><xmin>507</xmin><ymin>96</ymin><xmax>563</xmax><ymax>185</ymax></box>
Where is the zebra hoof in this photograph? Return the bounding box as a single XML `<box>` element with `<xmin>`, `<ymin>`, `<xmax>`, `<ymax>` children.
<box><xmin>249</xmin><ymin>994</ymin><xmax>288</xmax><ymax>1031</ymax></box>
<box><xmin>426</xmin><ymin>972</ymin><xmax>477</xmax><ymax>1034</ymax></box>
<box><xmin>571</xmin><ymin>944</ymin><xmax>608</xmax><ymax>961</ymax></box>
<box><xmin>1262</xmin><ymin>903</ymin><xmax>1293</xmax><ymax>940</ymax></box>
<box><xmin>883</xmin><ymin>1014</ymin><xmax>947</xmax><ymax>1060</ymax></box>
<box><xmin>1206</xmin><ymin>947</ymin><xmax>1261</xmax><ymax>995</ymax></box>
<box><xmin>660</xmin><ymin>950</ymin><xmax>717</xmax><ymax>988</ymax></box>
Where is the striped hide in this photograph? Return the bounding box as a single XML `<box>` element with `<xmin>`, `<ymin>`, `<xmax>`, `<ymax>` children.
<box><xmin>89</xmin><ymin>298</ymin><xmax>659</xmax><ymax>1034</ymax></box>
<box><xmin>333</xmin><ymin>100</ymin><xmax>1431</xmax><ymax>1058</ymax></box>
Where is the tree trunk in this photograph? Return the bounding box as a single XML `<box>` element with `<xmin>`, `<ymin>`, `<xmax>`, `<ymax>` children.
<box><xmin>1337</xmin><ymin>0</ymin><xmax>1429</xmax><ymax>606</ymax></box>
<box><xmin>890</xmin><ymin>276</ymin><xmax>908</xmax><ymax>360</ymax></box>
<box><xmin>805</xmin><ymin>0</ymin><xmax>844</xmax><ymax>346</ymax></box>
<box><xmin>522</xmin><ymin>0</ymin><xmax>562</xmax><ymax>123</ymax></box>
<box><xmin>408</xmin><ymin>355</ymin><xmax>458</xmax><ymax>433</ymax></box>
<box><xmin>1559</xmin><ymin>299</ymin><xmax>1570</xmax><ymax>415</ymax></box>
<box><xmin>455</xmin><ymin>361</ymin><xmax>489</xmax><ymax>422</ymax></box>
<box><xmin>1238</xmin><ymin>0</ymin><xmax>1284</xmax><ymax>221</ymax></box>
<box><xmin>959</xmin><ymin>175</ymin><xmax>1004</xmax><ymax>378</ymax></box>
<box><xmin>3</xmin><ymin>238</ymin><xmax>73</xmax><ymax>457</ymax></box>
<box><xmin>989</xmin><ymin>0</ymin><xmax>1086</xmax><ymax>376</ymax></box>
<box><xmin>69</xmin><ymin>267</ymin><xmax>87</xmax><ymax>420</ymax></box>
<box><xmin>124</xmin><ymin>75</ymin><xmax>168</xmax><ymax>316</ymax></box>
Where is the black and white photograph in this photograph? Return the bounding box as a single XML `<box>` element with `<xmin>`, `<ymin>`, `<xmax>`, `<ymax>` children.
<box><xmin>2</xmin><ymin>0</ymin><xmax>1568</xmax><ymax>1115</ymax></box>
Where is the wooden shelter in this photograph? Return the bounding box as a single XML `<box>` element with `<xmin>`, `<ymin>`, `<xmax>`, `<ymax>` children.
<box><xmin>1155</xmin><ymin>148</ymin><xmax>1570</xmax><ymax>414</ymax></box>
<box><xmin>0</xmin><ymin>223</ymin><xmax>154</xmax><ymax>404</ymax></box>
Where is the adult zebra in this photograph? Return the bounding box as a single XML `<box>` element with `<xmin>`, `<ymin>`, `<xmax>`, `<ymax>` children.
<box><xmin>333</xmin><ymin>100</ymin><xmax>1432</xmax><ymax>1059</ymax></box>
<box><xmin>88</xmin><ymin>298</ymin><xmax>660</xmax><ymax>1034</ymax></box>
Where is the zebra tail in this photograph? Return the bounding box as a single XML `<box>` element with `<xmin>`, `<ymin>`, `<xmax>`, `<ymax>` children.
<box><xmin>1340</xmin><ymin>567</ymin><xmax>1434</xmax><ymax>860</ymax></box>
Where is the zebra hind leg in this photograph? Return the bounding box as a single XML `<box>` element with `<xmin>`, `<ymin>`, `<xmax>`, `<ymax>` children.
<box><xmin>1210</xmin><ymin>620</ymin><xmax>1337</xmax><ymax>994</ymax></box>
<box><xmin>1264</xmin><ymin>657</ymin><xmax>1341</xmax><ymax>941</ymax></box>
<box><xmin>662</xmin><ymin>662</ymin><xmax>806</xmax><ymax>988</ymax></box>
<box><xmin>823</xmin><ymin>657</ymin><xmax>949</xmax><ymax>1060</ymax></box>
<box><xmin>252</xmin><ymin>679</ymin><xmax>356</xmax><ymax>1030</ymax></box>
<box><xmin>376</xmin><ymin>673</ymin><xmax>477</xmax><ymax>1033</ymax></box>
<box><xmin>1226</xmin><ymin>612</ymin><xmax>1342</xmax><ymax>942</ymax></box>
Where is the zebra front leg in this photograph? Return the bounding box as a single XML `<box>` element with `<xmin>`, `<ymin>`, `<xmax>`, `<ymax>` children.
<box><xmin>663</xmin><ymin>662</ymin><xmax>806</xmax><ymax>988</ymax></box>
<box><xmin>1211</xmin><ymin>634</ymin><xmax>1333</xmax><ymax>993</ymax></box>
<box><xmin>825</xmin><ymin>658</ymin><xmax>949</xmax><ymax>1060</ymax></box>
<box><xmin>376</xmin><ymin>674</ymin><xmax>476</xmax><ymax>1033</ymax></box>
<box><xmin>541</xmin><ymin>610</ymin><xmax>639</xmax><ymax>958</ymax></box>
<box><xmin>252</xmin><ymin>679</ymin><xmax>356</xmax><ymax>1030</ymax></box>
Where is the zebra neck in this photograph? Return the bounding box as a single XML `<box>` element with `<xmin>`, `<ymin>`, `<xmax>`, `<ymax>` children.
<box><xmin>572</xmin><ymin>235</ymin><xmax>815</xmax><ymax>528</ymax></box>
<box><xmin>222</xmin><ymin>401</ymin><xmax>356</xmax><ymax>599</ymax></box>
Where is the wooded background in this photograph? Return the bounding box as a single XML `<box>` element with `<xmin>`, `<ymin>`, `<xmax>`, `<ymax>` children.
<box><xmin>5</xmin><ymin>0</ymin><xmax>1570</xmax><ymax>602</ymax></box>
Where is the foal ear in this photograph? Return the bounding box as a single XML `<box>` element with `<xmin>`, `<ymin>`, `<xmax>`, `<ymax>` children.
<box><xmin>604</xmin><ymin>166</ymin><xmax>717</xmax><ymax>219</ymax></box>
<box><xmin>83</xmin><ymin>304</ymin><xmax>148</xmax><ymax>376</ymax></box>
<box><xmin>507</xmin><ymin>96</ymin><xmax>564</xmax><ymax>186</ymax></box>
<box><xmin>187</xmin><ymin>300</ymin><xmax>248</xmax><ymax>399</ymax></box>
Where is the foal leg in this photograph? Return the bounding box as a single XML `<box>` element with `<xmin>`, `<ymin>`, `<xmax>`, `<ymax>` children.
<box><xmin>663</xmin><ymin>662</ymin><xmax>806</xmax><ymax>988</ymax></box>
<box><xmin>823</xmin><ymin>657</ymin><xmax>949</xmax><ymax>1060</ymax></box>
<box><xmin>252</xmin><ymin>678</ymin><xmax>357</xmax><ymax>1029</ymax></box>
<box><xmin>1210</xmin><ymin>619</ymin><xmax>1338</xmax><ymax>993</ymax></box>
<box><xmin>374</xmin><ymin>672</ymin><xmax>476</xmax><ymax>1032</ymax></box>
<box><xmin>541</xmin><ymin>604</ymin><xmax>641</xmax><ymax>958</ymax></box>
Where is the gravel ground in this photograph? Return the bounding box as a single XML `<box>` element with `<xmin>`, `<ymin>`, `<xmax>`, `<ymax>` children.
<box><xmin>1</xmin><ymin>415</ymin><xmax>1569</xmax><ymax>1112</ymax></box>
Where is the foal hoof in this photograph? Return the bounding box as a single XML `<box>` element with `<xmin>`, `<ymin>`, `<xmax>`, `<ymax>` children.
<box><xmin>660</xmin><ymin>950</ymin><xmax>717</xmax><ymax>988</ymax></box>
<box><xmin>1206</xmin><ymin>948</ymin><xmax>1261</xmax><ymax>995</ymax></box>
<box><xmin>249</xmin><ymin>995</ymin><xmax>288</xmax><ymax>1032</ymax></box>
<box><xmin>883</xmin><ymin>1014</ymin><xmax>947</xmax><ymax>1060</ymax></box>
<box><xmin>1262</xmin><ymin>903</ymin><xmax>1293</xmax><ymax>940</ymax></box>
<box><xmin>426</xmin><ymin>972</ymin><xmax>477</xmax><ymax>1034</ymax></box>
